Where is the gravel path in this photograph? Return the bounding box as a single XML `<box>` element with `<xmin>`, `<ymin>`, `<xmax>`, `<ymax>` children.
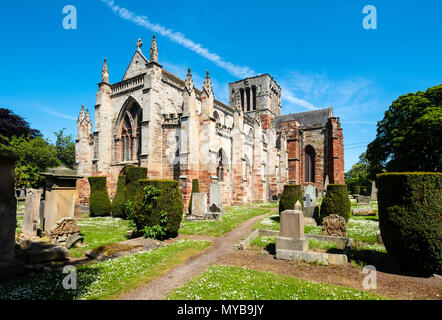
<box><xmin>118</xmin><ymin>209</ymin><xmax>273</xmax><ymax>300</ymax></box>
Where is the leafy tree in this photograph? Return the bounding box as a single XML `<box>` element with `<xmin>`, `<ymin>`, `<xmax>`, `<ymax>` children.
<box><xmin>345</xmin><ymin>152</ymin><xmax>371</xmax><ymax>193</ymax></box>
<box><xmin>366</xmin><ymin>84</ymin><xmax>442</xmax><ymax>176</ymax></box>
<box><xmin>0</xmin><ymin>135</ymin><xmax>60</xmax><ymax>189</ymax></box>
<box><xmin>0</xmin><ymin>108</ymin><xmax>41</xmax><ymax>144</ymax></box>
<box><xmin>54</xmin><ymin>128</ymin><xmax>76</xmax><ymax>169</ymax></box>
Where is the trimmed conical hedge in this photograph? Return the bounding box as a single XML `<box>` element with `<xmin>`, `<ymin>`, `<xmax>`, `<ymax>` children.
<box><xmin>125</xmin><ymin>166</ymin><xmax>148</xmax><ymax>204</ymax></box>
<box><xmin>88</xmin><ymin>176</ymin><xmax>111</xmax><ymax>217</ymax></box>
<box><xmin>132</xmin><ymin>179</ymin><xmax>184</xmax><ymax>238</ymax></box>
<box><xmin>188</xmin><ymin>179</ymin><xmax>200</xmax><ymax>215</ymax></box>
<box><xmin>111</xmin><ymin>175</ymin><xmax>126</xmax><ymax>218</ymax></box>
<box><xmin>279</xmin><ymin>184</ymin><xmax>303</xmax><ymax>215</ymax></box>
<box><xmin>377</xmin><ymin>172</ymin><xmax>442</xmax><ymax>275</ymax></box>
<box><xmin>320</xmin><ymin>184</ymin><xmax>351</xmax><ymax>223</ymax></box>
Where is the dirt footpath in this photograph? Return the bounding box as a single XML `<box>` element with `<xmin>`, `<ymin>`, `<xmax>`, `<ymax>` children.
<box><xmin>118</xmin><ymin>212</ymin><xmax>270</xmax><ymax>300</ymax></box>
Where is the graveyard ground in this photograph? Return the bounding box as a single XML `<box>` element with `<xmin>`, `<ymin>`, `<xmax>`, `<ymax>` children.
<box><xmin>6</xmin><ymin>201</ymin><xmax>442</xmax><ymax>300</ymax></box>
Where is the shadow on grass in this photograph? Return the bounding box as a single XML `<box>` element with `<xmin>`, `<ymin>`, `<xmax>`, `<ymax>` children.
<box><xmin>0</xmin><ymin>264</ymin><xmax>103</xmax><ymax>300</ymax></box>
<box><xmin>270</xmin><ymin>216</ymin><xmax>280</xmax><ymax>223</ymax></box>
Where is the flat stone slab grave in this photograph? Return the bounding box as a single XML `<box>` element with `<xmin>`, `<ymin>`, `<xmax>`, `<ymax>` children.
<box><xmin>241</xmin><ymin>229</ymin><xmax>350</xmax><ymax>266</ymax></box>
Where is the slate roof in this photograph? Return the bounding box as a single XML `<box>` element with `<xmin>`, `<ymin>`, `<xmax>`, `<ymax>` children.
<box><xmin>274</xmin><ymin>107</ymin><xmax>333</xmax><ymax>130</ymax></box>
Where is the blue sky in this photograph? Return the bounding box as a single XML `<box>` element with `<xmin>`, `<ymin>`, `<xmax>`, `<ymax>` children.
<box><xmin>0</xmin><ymin>0</ymin><xmax>441</xmax><ymax>171</ymax></box>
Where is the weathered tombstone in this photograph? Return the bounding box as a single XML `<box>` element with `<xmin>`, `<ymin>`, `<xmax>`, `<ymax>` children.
<box><xmin>19</xmin><ymin>189</ymin><xmax>26</xmax><ymax>199</ymax></box>
<box><xmin>323</xmin><ymin>175</ymin><xmax>329</xmax><ymax>193</ymax></box>
<box><xmin>304</xmin><ymin>185</ymin><xmax>316</xmax><ymax>204</ymax></box>
<box><xmin>41</xmin><ymin>166</ymin><xmax>83</xmax><ymax>232</ymax></box>
<box><xmin>22</xmin><ymin>188</ymin><xmax>42</xmax><ymax>237</ymax></box>
<box><xmin>303</xmin><ymin>205</ymin><xmax>319</xmax><ymax>226</ymax></box>
<box><xmin>276</xmin><ymin>201</ymin><xmax>308</xmax><ymax>253</ymax></box>
<box><xmin>321</xmin><ymin>214</ymin><xmax>347</xmax><ymax>237</ymax></box>
<box><xmin>191</xmin><ymin>193</ymin><xmax>208</xmax><ymax>217</ymax></box>
<box><xmin>370</xmin><ymin>180</ymin><xmax>378</xmax><ymax>201</ymax></box>
<box><xmin>305</xmin><ymin>194</ymin><xmax>312</xmax><ymax>207</ymax></box>
<box><xmin>0</xmin><ymin>150</ymin><xmax>24</xmax><ymax>278</ymax></box>
<box><xmin>357</xmin><ymin>195</ymin><xmax>371</xmax><ymax>204</ymax></box>
<box><xmin>209</xmin><ymin>182</ymin><xmax>222</xmax><ymax>207</ymax></box>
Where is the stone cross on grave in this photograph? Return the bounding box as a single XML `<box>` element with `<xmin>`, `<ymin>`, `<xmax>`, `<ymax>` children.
<box><xmin>136</xmin><ymin>38</ymin><xmax>143</xmax><ymax>51</ymax></box>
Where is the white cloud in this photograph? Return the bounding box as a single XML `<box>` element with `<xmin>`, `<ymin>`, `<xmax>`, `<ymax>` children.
<box><xmin>100</xmin><ymin>0</ymin><xmax>256</xmax><ymax>79</ymax></box>
<box><xmin>39</xmin><ymin>107</ymin><xmax>76</xmax><ymax>121</ymax></box>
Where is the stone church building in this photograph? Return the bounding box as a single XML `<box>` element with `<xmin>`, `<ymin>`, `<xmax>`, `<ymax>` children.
<box><xmin>75</xmin><ymin>36</ymin><xmax>344</xmax><ymax>212</ymax></box>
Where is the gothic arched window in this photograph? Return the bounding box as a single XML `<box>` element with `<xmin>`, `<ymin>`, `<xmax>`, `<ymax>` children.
<box><xmin>305</xmin><ymin>145</ymin><xmax>316</xmax><ymax>183</ymax></box>
<box><xmin>119</xmin><ymin>99</ymin><xmax>142</xmax><ymax>162</ymax></box>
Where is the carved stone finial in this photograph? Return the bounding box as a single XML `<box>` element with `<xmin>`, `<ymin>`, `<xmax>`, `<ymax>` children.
<box><xmin>185</xmin><ymin>68</ymin><xmax>194</xmax><ymax>95</ymax></box>
<box><xmin>136</xmin><ymin>38</ymin><xmax>143</xmax><ymax>51</ymax></box>
<box><xmin>294</xmin><ymin>200</ymin><xmax>302</xmax><ymax>211</ymax></box>
<box><xmin>101</xmin><ymin>58</ymin><xmax>109</xmax><ymax>83</ymax></box>
<box><xmin>77</xmin><ymin>105</ymin><xmax>90</xmax><ymax>124</ymax></box>
<box><xmin>150</xmin><ymin>35</ymin><xmax>158</xmax><ymax>63</ymax></box>
<box><xmin>202</xmin><ymin>70</ymin><xmax>213</xmax><ymax>97</ymax></box>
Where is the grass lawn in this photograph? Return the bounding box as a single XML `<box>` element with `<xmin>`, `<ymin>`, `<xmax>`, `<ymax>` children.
<box><xmin>16</xmin><ymin>214</ymin><xmax>23</xmax><ymax>234</ymax></box>
<box><xmin>167</xmin><ymin>265</ymin><xmax>386</xmax><ymax>300</ymax></box>
<box><xmin>180</xmin><ymin>206</ymin><xmax>271</xmax><ymax>237</ymax></box>
<box><xmin>69</xmin><ymin>217</ymin><xmax>132</xmax><ymax>258</ymax></box>
<box><xmin>0</xmin><ymin>240</ymin><xmax>211</xmax><ymax>300</ymax></box>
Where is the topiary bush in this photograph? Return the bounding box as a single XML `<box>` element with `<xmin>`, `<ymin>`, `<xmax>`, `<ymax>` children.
<box><xmin>352</xmin><ymin>186</ymin><xmax>361</xmax><ymax>195</ymax></box>
<box><xmin>88</xmin><ymin>176</ymin><xmax>111</xmax><ymax>217</ymax></box>
<box><xmin>320</xmin><ymin>184</ymin><xmax>351</xmax><ymax>223</ymax></box>
<box><xmin>125</xmin><ymin>166</ymin><xmax>148</xmax><ymax>204</ymax></box>
<box><xmin>188</xmin><ymin>179</ymin><xmax>200</xmax><ymax>215</ymax></box>
<box><xmin>377</xmin><ymin>172</ymin><xmax>442</xmax><ymax>275</ymax></box>
<box><xmin>279</xmin><ymin>184</ymin><xmax>303</xmax><ymax>215</ymax></box>
<box><xmin>132</xmin><ymin>179</ymin><xmax>184</xmax><ymax>239</ymax></box>
<box><xmin>111</xmin><ymin>175</ymin><xmax>126</xmax><ymax>218</ymax></box>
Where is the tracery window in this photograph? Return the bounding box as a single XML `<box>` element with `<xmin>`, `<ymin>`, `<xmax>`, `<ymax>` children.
<box><xmin>305</xmin><ymin>145</ymin><xmax>316</xmax><ymax>183</ymax></box>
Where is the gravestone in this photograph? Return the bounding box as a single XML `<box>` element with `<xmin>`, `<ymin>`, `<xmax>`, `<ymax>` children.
<box><xmin>323</xmin><ymin>175</ymin><xmax>329</xmax><ymax>193</ymax></box>
<box><xmin>276</xmin><ymin>201</ymin><xmax>308</xmax><ymax>253</ymax></box>
<box><xmin>41</xmin><ymin>166</ymin><xmax>83</xmax><ymax>232</ymax></box>
<box><xmin>304</xmin><ymin>185</ymin><xmax>316</xmax><ymax>204</ymax></box>
<box><xmin>357</xmin><ymin>195</ymin><xmax>371</xmax><ymax>204</ymax></box>
<box><xmin>370</xmin><ymin>180</ymin><xmax>378</xmax><ymax>201</ymax></box>
<box><xmin>191</xmin><ymin>193</ymin><xmax>207</xmax><ymax>217</ymax></box>
<box><xmin>305</xmin><ymin>194</ymin><xmax>312</xmax><ymax>207</ymax></box>
<box><xmin>322</xmin><ymin>214</ymin><xmax>347</xmax><ymax>237</ymax></box>
<box><xmin>0</xmin><ymin>150</ymin><xmax>24</xmax><ymax>278</ymax></box>
<box><xmin>209</xmin><ymin>182</ymin><xmax>221</xmax><ymax>207</ymax></box>
<box><xmin>22</xmin><ymin>188</ymin><xmax>42</xmax><ymax>237</ymax></box>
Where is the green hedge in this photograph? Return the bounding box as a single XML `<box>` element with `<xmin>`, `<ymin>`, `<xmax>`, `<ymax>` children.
<box><xmin>125</xmin><ymin>167</ymin><xmax>148</xmax><ymax>204</ymax></box>
<box><xmin>351</xmin><ymin>186</ymin><xmax>361</xmax><ymax>195</ymax></box>
<box><xmin>132</xmin><ymin>179</ymin><xmax>183</xmax><ymax>238</ymax></box>
<box><xmin>279</xmin><ymin>184</ymin><xmax>303</xmax><ymax>214</ymax></box>
<box><xmin>88</xmin><ymin>176</ymin><xmax>111</xmax><ymax>217</ymax></box>
<box><xmin>188</xmin><ymin>179</ymin><xmax>200</xmax><ymax>215</ymax></box>
<box><xmin>377</xmin><ymin>172</ymin><xmax>442</xmax><ymax>275</ymax></box>
<box><xmin>320</xmin><ymin>184</ymin><xmax>351</xmax><ymax>222</ymax></box>
<box><xmin>111</xmin><ymin>175</ymin><xmax>126</xmax><ymax>218</ymax></box>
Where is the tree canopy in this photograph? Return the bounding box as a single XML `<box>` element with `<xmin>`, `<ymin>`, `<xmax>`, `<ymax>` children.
<box><xmin>1</xmin><ymin>135</ymin><xmax>60</xmax><ymax>189</ymax></box>
<box><xmin>345</xmin><ymin>152</ymin><xmax>371</xmax><ymax>192</ymax></box>
<box><xmin>0</xmin><ymin>108</ymin><xmax>41</xmax><ymax>144</ymax></box>
<box><xmin>54</xmin><ymin>128</ymin><xmax>76</xmax><ymax>169</ymax></box>
<box><xmin>366</xmin><ymin>84</ymin><xmax>442</xmax><ymax>176</ymax></box>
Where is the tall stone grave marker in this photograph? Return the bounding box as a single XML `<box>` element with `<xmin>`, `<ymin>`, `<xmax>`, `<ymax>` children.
<box><xmin>370</xmin><ymin>180</ymin><xmax>378</xmax><ymax>201</ymax></box>
<box><xmin>276</xmin><ymin>201</ymin><xmax>308</xmax><ymax>255</ymax></box>
<box><xmin>304</xmin><ymin>185</ymin><xmax>316</xmax><ymax>204</ymax></box>
<box><xmin>41</xmin><ymin>166</ymin><xmax>83</xmax><ymax>232</ymax></box>
<box><xmin>22</xmin><ymin>188</ymin><xmax>42</xmax><ymax>237</ymax></box>
<box><xmin>209</xmin><ymin>182</ymin><xmax>221</xmax><ymax>207</ymax></box>
<box><xmin>0</xmin><ymin>150</ymin><xmax>24</xmax><ymax>278</ymax></box>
